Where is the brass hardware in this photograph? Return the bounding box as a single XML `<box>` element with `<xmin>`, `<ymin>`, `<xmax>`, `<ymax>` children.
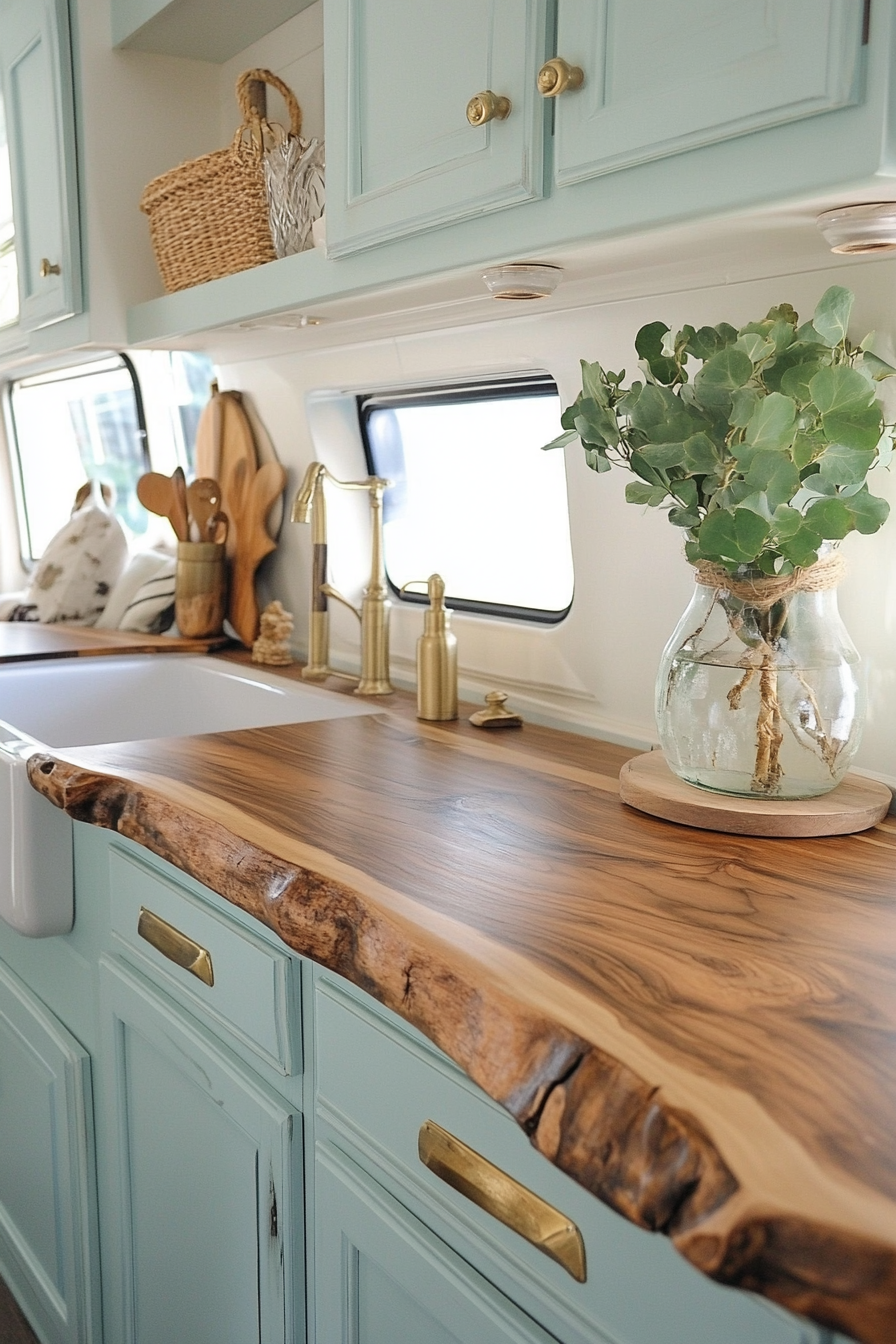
<box><xmin>137</xmin><ymin>907</ymin><xmax>214</xmax><ymax>986</ymax></box>
<box><xmin>469</xmin><ymin>690</ymin><xmax>523</xmax><ymax>729</ymax></box>
<box><xmin>400</xmin><ymin>575</ymin><xmax>458</xmax><ymax>721</ymax></box>
<box><xmin>292</xmin><ymin>463</ymin><xmax>393</xmax><ymax>695</ymax></box>
<box><xmin>39</xmin><ymin>258</ymin><xmax>61</xmax><ymax>278</ymax></box>
<box><xmin>418</xmin><ymin>1120</ymin><xmax>586</xmax><ymax>1282</ymax></box>
<box><xmin>536</xmin><ymin>58</ymin><xmax>584</xmax><ymax>98</ymax></box>
<box><xmin>466</xmin><ymin>91</ymin><xmax>512</xmax><ymax>126</ymax></box>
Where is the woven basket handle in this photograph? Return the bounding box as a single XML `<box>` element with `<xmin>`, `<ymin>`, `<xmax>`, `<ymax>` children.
<box><xmin>236</xmin><ymin>67</ymin><xmax>303</xmax><ymax>138</ymax></box>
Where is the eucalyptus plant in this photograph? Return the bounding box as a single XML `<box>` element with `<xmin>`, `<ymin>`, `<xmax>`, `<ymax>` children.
<box><xmin>545</xmin><ymin>286</ymin><xmax>894</xmax><ymax>572</ymax></box>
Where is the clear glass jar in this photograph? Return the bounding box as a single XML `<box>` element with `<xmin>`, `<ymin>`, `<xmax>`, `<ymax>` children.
<box><xmin>656</xmin><ymin>567</ymin><xmax>863</xmax><ymax>799</ymax></box>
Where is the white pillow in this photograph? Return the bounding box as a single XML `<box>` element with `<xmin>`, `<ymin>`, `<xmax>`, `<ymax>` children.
<box><xmin>117</xmin><ymin>558</ymin><xmax>176</xmax><ymax>634</ymax></box>
<box><xmin>96</xmin><ymin>551</ymin><xmax>174</xmax><ymax>630</ymax></box>
<box><xmin>23</xmin><ymin>505</ymin><xmax>128</xmax><ymax>626</ymax></box>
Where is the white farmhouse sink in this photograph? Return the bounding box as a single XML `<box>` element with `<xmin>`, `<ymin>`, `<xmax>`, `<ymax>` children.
<box><xmin>0</xmin><ymin>655</ymin><xmax>376</xmax><ymax>938</ymax></box>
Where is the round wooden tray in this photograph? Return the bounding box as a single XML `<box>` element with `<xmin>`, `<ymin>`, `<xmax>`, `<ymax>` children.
<box><xmin>619</xmin><ymin>751</ymin><xmax>892</xmax><ymax>837</ymax></box>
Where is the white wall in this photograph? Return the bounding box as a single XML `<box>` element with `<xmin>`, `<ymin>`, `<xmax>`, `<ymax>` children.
<box><xmin>215</xmin><ymin>254</ymin><xmax>896</xmax><ymax>785</ymax></box>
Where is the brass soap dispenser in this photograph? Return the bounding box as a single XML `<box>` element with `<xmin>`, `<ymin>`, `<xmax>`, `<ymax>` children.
<box><xmin>403</xmin><ymin>574</ymin><xmax>457</xmax><ymax>721</ymax></box>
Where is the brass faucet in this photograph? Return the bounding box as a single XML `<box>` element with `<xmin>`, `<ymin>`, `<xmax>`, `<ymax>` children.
<box><xmin>291</xmin><ymin>463</ymin><xmax>393</xmax><ymax>695</ymax></box>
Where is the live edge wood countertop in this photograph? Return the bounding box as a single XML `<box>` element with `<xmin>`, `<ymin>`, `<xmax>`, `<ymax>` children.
<box><xmin>25</xmin><ymin>657</ymin><xmax>896</xmax><ymax>1344</ymax></box>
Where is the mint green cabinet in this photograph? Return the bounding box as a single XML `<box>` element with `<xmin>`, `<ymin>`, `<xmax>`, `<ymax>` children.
<box><xmin>0</xmin><ymin>0</ymin><xmax>81</xmax><ymax>329</ymax></box>
<box><xmin>0</xmin><ymin>959</ymin><xmax>99</xmax><ymax>1344</ymax></box>
<box><xmin>325</xmin><ymin>0</ymin><xmax>864</xmax><ymax>259</ymax></box>
<box><xmin>551</xmin><ymin>0</ymin><xmax>863</xmax><ymax>187</ymax></box>
<box><xmin>98</xmin><ymin>957</ymin><xmax>300</xmax><ymax>1344</ymax></box>
<box><xmin>324</xmin><ymin>0</ymin><xmax>550</xmax><ymax>257</ymax></box>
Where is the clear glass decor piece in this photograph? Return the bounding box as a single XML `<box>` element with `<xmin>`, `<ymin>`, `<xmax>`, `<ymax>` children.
<box><xmin>656</xmin><ymin>554</ymin><xmax>863</xmax><ymax>800</ymax></box>
<box><xmin>264</xmin><ymin>133</ymin><xmax>325</xmax><ymax>257</ymax></box>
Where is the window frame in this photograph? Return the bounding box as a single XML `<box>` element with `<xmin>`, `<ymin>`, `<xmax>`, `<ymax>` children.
<box><xmin>5</xmin><ymin>351</ymin><xmax>149</xmax><ymax>566</ymax></box>
<box><xmin>358</xmin><ymin>373</ymin><xmax>574</xmax><ymax>625</ymax></box>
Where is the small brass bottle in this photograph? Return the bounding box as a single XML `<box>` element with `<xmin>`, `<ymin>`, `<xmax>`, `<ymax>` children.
<box><xmin>414</xmin><ymin>574</ymin><xmax>457</xmax><ymax>721</ymax></box>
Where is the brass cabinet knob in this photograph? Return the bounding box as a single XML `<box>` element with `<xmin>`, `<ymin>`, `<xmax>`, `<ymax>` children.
<box><xmin>466</xmin><ymin>91</ymin><xmax>512</xmax><ymax>126</ymax></box>
<box><xmin>39</xmin><ymin>258</ymin><xmax>61</xmax><ymax>278</ymax></box>
<box><xmin>536</xmin><ymin>57</ymin><xmax>584</xmax><ymax>98</ymax></box>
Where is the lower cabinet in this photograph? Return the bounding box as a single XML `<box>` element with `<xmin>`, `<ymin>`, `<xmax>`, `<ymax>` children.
<box><xmin>98</xmin><ymin>957</ymin><xmax>300</xmax><ymax>1344</ymax></box>
<box><xmin>315</xmin><ymin>1141</ymin><xmax>560</xmax><ymax>1343</ymax></box>
<box><xmin>0</xmin><ymin>960</ymin><xmax>99</xmax><ymax>1344</ymax></box>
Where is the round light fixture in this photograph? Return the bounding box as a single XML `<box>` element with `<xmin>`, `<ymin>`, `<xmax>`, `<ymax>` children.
<box><xmin>816</xmin><ymin>203</ymin><xmax>896</xmax><ymax>254</ymax></box>
<box><xmin>481</xmin><ymin>262</ymin><xmax>563</xmax><ymax>300</ymax></box>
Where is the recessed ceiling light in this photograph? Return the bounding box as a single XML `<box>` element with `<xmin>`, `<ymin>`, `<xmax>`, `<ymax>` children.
<box><xmin>817</xmin><ymin>203</ymin><xmax>896</xmax><ymax>254</ymax></box>
<box><xmin>481</xmin><ymin>262</ymin><xmax>563</xmax><ymax>300</ymax></box>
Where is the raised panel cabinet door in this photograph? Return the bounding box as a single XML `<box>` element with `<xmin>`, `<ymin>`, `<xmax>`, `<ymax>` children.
<box><xmin>552</xmin><ymin>0</ymin><xmax>865</xmax><ymax>187</ymax></box>
<box><xmin>0</xmin><ymin>0</ymin><xmax>81</xmax><ymax>328</ymax></box>
<box><xmin>99</xmin><ymin>959</ymin><xmax>299</xmax><ymax>1344</ymax></box>
<box><xmin>315</xmin><ymin>1142</ymin><xmax>562</xmax><ymax>1344</ymax></box>
<box><xmin>325</xmin><ymin>0</ymin><xmax>549</xmax><ymax>257</ymax></box>
<box><xmin>0</xmin><ymin>960</ymin><xmax>100</xmax><ymax>1344</ymax></box>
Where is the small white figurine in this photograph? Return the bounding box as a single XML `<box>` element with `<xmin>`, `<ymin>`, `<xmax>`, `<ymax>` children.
<box><xmin>251</xmin><ymin>600</ymin><xmax>294</xmax><ymax>666</ymax></box>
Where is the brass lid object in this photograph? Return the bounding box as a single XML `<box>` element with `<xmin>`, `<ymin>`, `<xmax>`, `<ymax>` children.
<box><xmin>469</xmin><ymin>691</ymin><xmax>523</xmax><ymax>730</ymax></box>
<box><xmin>402</xmin><ymin>574</ymin><xmax>458</xmax><ymax>721</ymax></box>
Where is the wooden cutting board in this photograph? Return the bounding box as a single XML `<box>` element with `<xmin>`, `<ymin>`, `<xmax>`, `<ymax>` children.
<box><xmin>195</xmin><ymin>390</ymin><xmax>258</xmax><ymax>562</ymax></box>
<box><xmin>0</xmin><ymin>624</ymin><xmax>229</xmax><ymax>663</ymax></box>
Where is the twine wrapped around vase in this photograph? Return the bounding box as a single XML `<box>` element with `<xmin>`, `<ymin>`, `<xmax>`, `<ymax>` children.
<box><xmin>693</xmin><ymin>550</ymin><xmax>846</xmax><ymax>612</ymax></box>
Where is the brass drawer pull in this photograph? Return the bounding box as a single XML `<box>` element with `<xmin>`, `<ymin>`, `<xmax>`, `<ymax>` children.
<box><xmin>418</xmin><ymin>1119</ymin><xmax>586</xmax><ymax>1282</ymax></box>
<box><xmin>137</xmin><ymin>907</ymin><xmax>214</xmax><ymax>987</ymax></box>
<box><xmin>466</xmin><ymin>91</ymin><xmax>512</xmax><ymax>126</ymax></box>
<box><xmin>536</xmin><ymin>57</ymin><xmax>584</xmax><ymax>98</ymax></box>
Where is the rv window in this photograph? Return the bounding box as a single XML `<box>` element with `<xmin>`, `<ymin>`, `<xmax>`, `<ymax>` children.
<box><xmin>7</xmin><ymin>351</ymin><xmax>213</xmax><ymax>561</ymax></box>
<box><xmin>360</xmin><ymin>376</ymin><xmax>574</xmax><ymax>622</ymax></box>
<box><xmin>0</xmin><ymin>93</ymin><xmax>17</xmax><ymax>329</ymax></box>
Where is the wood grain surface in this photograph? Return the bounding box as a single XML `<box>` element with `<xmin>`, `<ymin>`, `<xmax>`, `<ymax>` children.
<box><xmin>0</xmin><ymin>624</ymin><xmax>230</xmax><ymax>662</ymax></box>
<box><xmin>25</xmin><ymin>682</ymin><xmax>896</xmax><ymax>1344</ymax></box>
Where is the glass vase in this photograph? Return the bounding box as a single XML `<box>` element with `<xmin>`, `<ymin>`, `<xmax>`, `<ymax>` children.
<box><xmin>656</xmin><ymin>564</ymin><xmax>864</xmax><ymax>800</ymax></box>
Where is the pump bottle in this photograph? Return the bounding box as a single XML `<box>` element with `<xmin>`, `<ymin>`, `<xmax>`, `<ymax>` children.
<box><xmin>406</xmin><ymin>574</ymin><xmax>457</xmax><ymax>721</ymax></box>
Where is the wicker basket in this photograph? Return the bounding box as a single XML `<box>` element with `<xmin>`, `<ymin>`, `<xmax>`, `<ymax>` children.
<box><xmin>140</xmin><ymin>69</ymin><xmax>306</xmax><ymax>294</ymax></box>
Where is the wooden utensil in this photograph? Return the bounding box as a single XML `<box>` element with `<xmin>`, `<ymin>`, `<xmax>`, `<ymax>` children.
<box><xmin>228</xmin><ymin>460</ymin><xmax>287</xmax><ymax>646</ymax></box>
<box><xmin>206</xmin><ymin>510</ymin><xmax>229</xmax><ymax>545</ymax></box>
<box><xmin>217</xmin><ymin>393</ymin><xmax>258</xmax><ymax>561</ymax></box>
<box><xmin>171</xmin><ymin>466</ymin><xmax>189</xmax><ymax>544</ymax></box>
<box><xmin>137</xmin><ymin>472</ymin><xmax>179</xmax><ymax>536</ymax></box>
<box><xmin>187</xmin><ymin>478</ymin><xmax>222</xmax><ymax>541</ymax></box>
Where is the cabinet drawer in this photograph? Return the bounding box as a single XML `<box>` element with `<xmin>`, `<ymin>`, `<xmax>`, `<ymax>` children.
<box><xmin>315</xmin><ymin>976</ymin><xmax>814</xmax><ymax>1344</ymax></box>
<box><xmin>109</xmin><ymin>847</ymin><xmax>300</xmax><ymax>1075</ymax></box>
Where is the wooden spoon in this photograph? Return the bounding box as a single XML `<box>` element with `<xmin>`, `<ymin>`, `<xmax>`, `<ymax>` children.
<box><xmin>170</xmin><ymin>467</ymin><xmax>189</xmax><ymax>543</ymax></box>
<box><xmin>228</xmin><ymin>461</ymin><xmax>287</xmax><ymax>646</ymax></box>
<box><xmin>136</xmin><ymin>472</ymin><xmax>177</xmax><ymax>533</ymax></box>
<box><xmin>187</xmin><ymin>478</ymin><xmax>222</xmax><ymax>541</ymax></box>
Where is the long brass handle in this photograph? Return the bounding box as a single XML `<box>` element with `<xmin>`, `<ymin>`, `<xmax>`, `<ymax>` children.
<box><xmin>537</xmin><ymin>58</ymin><xmax>584</xmax><ymax>98</ymax></box>
<box><xmin>137</xmin><ymin>907</ymin><xmax>215</xmax><ymax>986</ymax></box>
<box><xmin>39</xmin><ymin>258</ymin><xmax>61</xmax><ymax>278</ymax></box>
<box><xmin>418</xmin><ymin>1120</ymin><xmax>586</xmax><ymax>1282</ymax></box>
<box><xmin>466</xmin><ymin>91</ymin><xmax>512</xmax><ymax>126</ymax></box>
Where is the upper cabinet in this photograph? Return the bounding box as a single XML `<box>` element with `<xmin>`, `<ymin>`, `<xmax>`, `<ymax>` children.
<box><xmin>325</xmin><ymin>0</ymin><xmax>865</xmax><ymax>258</ymax></box>
<box><xmin>551</xmin><ymin>0</ymin><xmax>864</xmax><ymax>186</ymax></box>
<box><xmin>0</xmin><ymin>0</ymin><xmax>81</xmax><ymax>331</ymax></box>
<box><xmin>324</xmin><ymin>0</ymin><xmax>550</xmax><ymax>257</ymax></box>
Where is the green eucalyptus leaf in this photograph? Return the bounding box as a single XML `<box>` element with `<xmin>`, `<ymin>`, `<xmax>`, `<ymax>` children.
<box><xmin>735</xmin><ymin>332</ymin><xmax>776</xmax><ymax>365</ymax></box>
<box><xmin>714</xmin><ymin>479</ymin><xmax>757</xmax><ymax>510</ymax></box>
<box><xmin>693</xmin><ymin>347</ymin><xmax>753</xmax><ymax>411</ymax></box>
<box><xmin>560</xmin><ymin>398</ymin><xmax>582</xmax><ymax>431</ymax></box>
<box><xmin>684</xmin><ymin>325</ymin><xmax>724</xmax><ymax>360</ymax></box>
<box><xmin>542</xmin><ymin>429</ymin><xmax>578</xmax><ymax>452</ymax></box>
<box><xmin>745</xmin><ymin>450</ymin><xmax>801</xmax><ymax>509</ymax></box>
<box><xmin>770</xmin><ymin>504</ymin><xmax>804</xmax><ymax>539</ymax></box>
<box><xmin>672</xmin><ymin>477</ymin><xmax>699</xmax><ymax>509</ymax></box>
<box><xmin>767</xmin><ymin>320</ymin><xmax>797</xmax><ymax>352</ymax></box>
<box><xmin>729</xmin><ymin>387</ymin><xmax>761</xmax><ymax>428</ymax></box>
<box><xmin>791</xmin><ymin>430</ymin><xmax>825</xmax><ymax>470</ymax></box>
<box><xmin>779</xmin><ymin>359</ymin><xmax>826</xmax><ymax>403</ymax></box>
<box><xmin>876</xmin><ymin>429</ymin><xmax>894</xmax><ymax>470</ymax></box>
<box><xmin>743</xmin><ymin>392</ymin><xmax>797</xmax><ymax>452</ymax></box>
<box><xmin>861</xmin><ymin>349</ymin><xmax>896</xmax><ymax>380</ymax></box>
<box><xmin>778</xmin><ymin>523</ymin><xmax>823</xmax><ymax>568</ymax></box>
<box><xmin>811</xmin><ymin>285</ymin><xmax>854</xmax><ymax>347</ymax></box>
<box><xmin>629</xmin><ymin>382</ymin><xmax>702</xmax><ymax>443</ymax></box>
<box><xmin>635</xmin><ymin>321</ymin><xmax>678</xmax><ymax>385</ymax></box>
<box><xmin>625</xmin><ymin>481</ymin><xmax>667</xmax><ymax>505</ymax></box>
<box><xmin>765</xmin><ymin>303</ymin><xmax>799</xmax><ymax>326</ymax></box>
<box><xmin>803</xmin><ymin>496</ymin><xmax>854</xmax><ymax>540</ymax></box>
<box><xmin>668</xmin><ymin>506</ymin><xmax>701</xmax><ymax>528</ymax></box>
<box><xmin>583</xmin><ymin>447</ymin><xmax>612</xmax><ymax>474</ymax></box>
<box><xmin>682</xmin><ymin>432</ymin><xmax>720</xmax><ymax>473</ymax></box>
<box><xmin>818</xmin><ymin>442</ymin><xmax>877</xmax><ymax>487</ymax></box>
<box><xmin>798</xmin><ymin>471</ymin><xmax>839</xmax><ymax>498</ymax></box>
<box><xmin>845</xmin><ymin>486</ymin><xmax>890</xmax><ymax>534</ymax></box>
<box><xmin>629</xmin><ymin>450</ymin><xmax>667</xmax><ymax>487</ymax></box>
<box><xmin>580</xmin><ymin>360</ymin><xmax>609</xmax><ymax>405</ymax></box>
<box><xmin>695</xmin><ymin>507</ymin><xmax>770</xmax><ymax>564</ymax></box>
<box><xmin>638</xmin><ymin>441</ymin><xmax>687</xmax><ymax>470</ymax></box>
<box><xmin>714</xmin><ymin>323</ymin><xmax>739</xmax><ymax>348</ymax></box>
<box><xmin>615</xmin><ymin>382</ymin><xmax>643</xmax><ymax>416</ymax></box>
<box><xmin>761</xmin><ymin>341</ymin><xmax>829</xmax><ymax>392</ymax></box>
<box><xmin>808</xmin><ymin>365</ymin><xmax>882</xmax><ymax>452</ymax></box>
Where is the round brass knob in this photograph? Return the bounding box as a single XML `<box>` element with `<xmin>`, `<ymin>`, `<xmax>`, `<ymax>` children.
<box><xmin>39</xmin><ymin>258</ymin><xmax>61</xmax><ymax>278</ymax></box>
<box><xmin>536</xmin><ymin>58</ymin><xmax>584</xmax><ymax>98</ymax></box>
<box><xmin>466</xmin><ymin>91</ymin><xmax>512</xmax><ymax>127</ymax></box>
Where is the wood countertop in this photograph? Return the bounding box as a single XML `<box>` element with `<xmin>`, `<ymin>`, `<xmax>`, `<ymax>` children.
<box><xmin>24</xmin><ymin>660</ymin><xmax>896</xmax><ymax>1344</ymax></box>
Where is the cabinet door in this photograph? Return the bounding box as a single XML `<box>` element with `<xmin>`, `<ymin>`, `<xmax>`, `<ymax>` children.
<box><xmin>99</xmin><ymin>959</ymin><xmax>299</xmax><ymax>1344</ymax></box>
<box><xmin>325</xmin><ymin>0</ymin><xmax>548</xmax><ymax>257</ymax></box>
<box><xmin>0</xmin><ymin>0</ymin><xmax>81</xmax><ymax>328</ymax></box>
<box><xmin>0</xmin><ymin>960</ymin><xmax>99</xmax><ymax>1344</ymax></box>
<box><xmin>552</xmin><ymin>0</ymin><xmax>864</xmax><ymax>187</ymax></box>
<box><xmin>316</xmin><ymin>1142</ymin><xmax>561</xmax><ymax>1344</ymax></box>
